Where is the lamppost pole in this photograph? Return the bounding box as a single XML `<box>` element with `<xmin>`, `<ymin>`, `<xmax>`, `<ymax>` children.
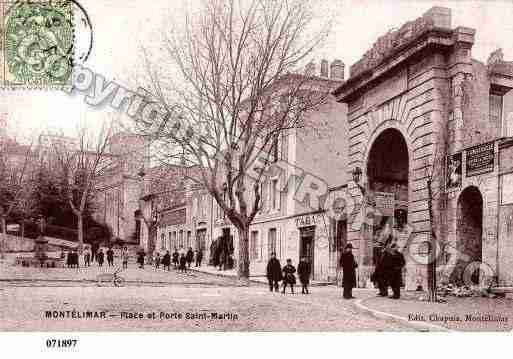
<box><xmin>352</xmin><ymin>167</ymin><xmax>366</xmax><ymax>287</ymax></box>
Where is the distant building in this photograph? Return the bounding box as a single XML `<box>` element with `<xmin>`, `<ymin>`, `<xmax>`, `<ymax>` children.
<box><xmin>93</xmin><ymin>132</ymin><xmax>150</xmax><ymax>243</ymax></box>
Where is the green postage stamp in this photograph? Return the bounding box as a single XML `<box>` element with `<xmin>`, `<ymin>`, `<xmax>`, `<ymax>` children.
<box><xmin>0</xmin><ymin>0</ymin><xmax>73</xmax><ymax>88</ymax></box>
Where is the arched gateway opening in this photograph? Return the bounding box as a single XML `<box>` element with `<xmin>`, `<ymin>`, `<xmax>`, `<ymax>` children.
<box><xmin>454</xmin><ymin>186</ymin><xmax>483</xmax><ymax>284</ymax></box>
<box><xmin>366</xmin><ymin>128</ymin><xmax>409</xmax><ymax>265</ymax></box>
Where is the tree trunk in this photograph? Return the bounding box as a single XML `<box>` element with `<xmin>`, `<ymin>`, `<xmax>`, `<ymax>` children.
<box><xmin>237</xmin><ymin>225</ymin><xmax>250</xmax><ymax>283</ymax></box>
<box><xmin>427</xmin><ymin>179</ymin><xmax>437</xmax><ymax>302</ymax></box>
<box><xmin>21</xmin><ymin>220</ymin><xmax>25</xmax><ymax>239</ymax></box>
<box><xmin>148</xmin><ymin>225</ymin><xmax>156</xmax><ymax>255</ymax></box>
<box><xmin>77</xmin><ymin>214</ymin><xmax>84</xmax><ymax>254</ymax></box>
<box><xmin>0</xmin><ymin>215</ymin><xmax>6</xmax><ymax>259</ymax></box>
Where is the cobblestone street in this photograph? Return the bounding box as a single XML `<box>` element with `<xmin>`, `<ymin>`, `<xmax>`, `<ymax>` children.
<box><xmin>0</xmin><ymin>261</ymin><xmax>414</xmax><ymax>331</ymax></box>
<box><xmin>0</xmin><ymin>284</ymin><xmax>414</xmax><ymax>331</ymax></box>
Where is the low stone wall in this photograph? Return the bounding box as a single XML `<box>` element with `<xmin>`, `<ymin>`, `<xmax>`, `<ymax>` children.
<box><xmin>1</xmin><ymin>234</ymin><xmax>35</xmax><ymax>252</ymax></box>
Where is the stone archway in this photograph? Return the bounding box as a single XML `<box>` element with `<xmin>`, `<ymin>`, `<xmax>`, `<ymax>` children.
<box><xmin>454</xmin><ymin>186</ymin><xmax>483</xmax><ymax>285</ymax></box>
<box><xmin>366</xmin><ymin>128</ymin><xmax>409</xmax><ymax>265</ymax></box>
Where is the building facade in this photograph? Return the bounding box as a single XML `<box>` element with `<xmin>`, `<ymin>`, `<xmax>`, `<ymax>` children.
<box><xmin>333</xmin><ymin>7</ymin><xmax>513</xmax><ymax>289</ymax></box>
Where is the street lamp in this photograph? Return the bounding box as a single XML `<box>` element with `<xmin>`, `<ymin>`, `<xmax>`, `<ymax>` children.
<box><xmin>137</xmin><ymin>166</ymin><xmax>146</xmax><ymax>178</ymax></box>
<box><xmin>352</xmin><ymin>166</ymin><xmax>365</xmax><ymax>196</ymax></box>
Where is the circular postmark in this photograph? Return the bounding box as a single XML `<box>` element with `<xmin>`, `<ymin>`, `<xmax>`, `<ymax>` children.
<box><xmin>4</xmin><ymin>1</ymin><xmax>73</xmax><ymax>85</ymax></box>
<box><xmin>71</xmin><ymin>0</ymin><xmax>94</xmax><ymax>64</ymax></box>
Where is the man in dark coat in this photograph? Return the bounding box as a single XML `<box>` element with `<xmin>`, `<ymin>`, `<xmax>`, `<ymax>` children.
<box><xmin>266</xmin><ymin>252</ymin><xmax>282</xmax><ymax>292</ymax></box>
<box><xmin>172</xmin><ymin>249</ymin><xmax>179</xmax><ymax>269</ymax></box>
<box><xmin>154</xmin><ymin>252</ymin><xmax>161</xmax><ymax>269</ymax></box>
<box><xmin>66</xmin><ymin>251</ymin><xmax>72</xmax><ymax>268</ymax></box>
<box><xmin>297</xmin><ymin>256</ymin><xmax>311</xmax><ymax>294</ymax></box>
<box><xmin>84</xmin><ymin>248</ymin><xmax>91</xmax><ymax>267</ymax></box>
<box><xmin>384</xmin><ymin>243</ymin><xmax>406</xmax><ymax>299</ymax></box>
<box><xmin>91</xmin><ymin>242</ymin><xmax>99</xmax><ymax>263</ymax></box>
<box><xmin>106</xmin><ymin>247</ymin><xmax>114</xmax><ymax>267</ymax></box>
<box><xmin>72</xmin><ymin>250</ymin><xmax>79</xmax><ymax>268</ymax></box>
<box><xmin>281</xmin><ymin>259</ymin><xmax>296</xmax><ymax>294</ymax></box>
<box><xmin>195</xmin><ymin>250</ymin><xmax>203</xmax><ymax>267</ymax></box>
<box><xmin>186</xmin><ymin>247</ymin><xmax>194</xmax><ymax>268</ymax></box>
<box><xmin>373</xmin><ymin>246</ymin><xmax>389</xmax><ymax>297</ymax></box>
<box><xmin>137</xmin><ymin>249</ymin><xmax>145</xmax><ymax>269</ymax></box>
<box><xmin>97</xmin><ymin>248</ymin><xmax>104</xmax><ymax>267</ymax></box>
<box><xmin>162</xmin><ymin>251</ymin><xmax>171</xmax><ymax>271</ymax></box>
<box><xmin>179</xmin><ymin>253</ymin><xmax>187</xmax><ymax>273</ymax></box>
<box><xmin>340</xmin><ymin>243</ymin><xmax>358</xmax><ymax>299</ymax></box>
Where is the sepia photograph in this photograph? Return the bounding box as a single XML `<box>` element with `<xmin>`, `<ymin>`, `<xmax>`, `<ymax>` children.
<box><xmin>0</xmin><ymin>0</ymin><xmax>512</xmax><ymax>354</ymax></box>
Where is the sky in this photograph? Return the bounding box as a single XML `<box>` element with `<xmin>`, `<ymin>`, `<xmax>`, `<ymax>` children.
<box><xmin>2</xmin><ymin>0</ymin><xmax>513</xmax><ymax>141</ymax></box>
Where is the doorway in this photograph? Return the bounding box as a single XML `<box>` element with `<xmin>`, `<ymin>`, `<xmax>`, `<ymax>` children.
<box><xmin>367</xmin><ymin>128</ymin><xmax>409</xmax><ymax>265</ymax></box>
<box><xmin>454</xmin><ymin>186</ymin><xmax>483</xmax><ymax>284</ymax></box>
<box><xmin>196</xmin><ymin>228</ymin><xmax>206</xmax><ymax>252</ymax></box>
<box><xmin>299</xmin><ymin>226</ymin><xmax>315</xmax><ymax>280</ymax></box>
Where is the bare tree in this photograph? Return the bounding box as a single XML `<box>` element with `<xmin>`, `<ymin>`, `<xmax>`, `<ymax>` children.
<box><xmin>0</xmin><ymin>137</ymin><xmax>38</xmax><ymax>256</ymax></box>
<box><xmin>425</xmin><ymin>117</ymin><xmax>452</xmax><ymax>302</ymax></box>
<box><xmin>50</xmin><ymin>123</ymin><xmax>114</xmax><ymax>252</ymax></box>
<box><xmin>134</xmin><ymin>0</ymin><xmax>336</xmax><ymax>281</ymax></box>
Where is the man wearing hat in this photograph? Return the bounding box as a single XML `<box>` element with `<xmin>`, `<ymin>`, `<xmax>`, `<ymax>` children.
<box><xmin>340</xmin><ymin>243</ymin><xmax>358</xmax><ymax>299</ymax></box>
<box><xmin>266</xmin><ymin>252</ymin><xmax>282</xmax><ymax>292</ymax></box>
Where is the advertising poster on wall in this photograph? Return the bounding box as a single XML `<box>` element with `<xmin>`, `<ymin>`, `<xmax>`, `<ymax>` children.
<box><xmin>446</xmin><ymin>152</ymin><xmax>462</xmax><ymax>189</ymax></box>
<box><xmin>466</xmin><ymin>141</ymin><xmax>495</xmax><ymax>177</ymax></box>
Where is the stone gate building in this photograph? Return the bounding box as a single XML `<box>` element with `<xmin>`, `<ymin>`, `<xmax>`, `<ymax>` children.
<box><xmin>333</xmin><ymin>7</ymin><xmax>513</xmax><ymax>289</ymax></box>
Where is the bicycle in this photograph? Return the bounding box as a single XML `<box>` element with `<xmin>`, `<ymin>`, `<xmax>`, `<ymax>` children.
<box><xmin>96</xmin><ymin>268</ymin><xmax>126</xmax><ymax>287</ymax></box>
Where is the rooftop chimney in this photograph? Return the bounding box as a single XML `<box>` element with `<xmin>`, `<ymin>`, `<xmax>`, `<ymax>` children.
<box><xmin>423</xmin><ymin>7</ymin><xmax>451</xmax><ymax>29</ymax></box>
<box><xmin>330</xmin><ymin>59</ymin><xmax>345</xmax><ymax>80</ymax></box>
<box><xmin>320</xmin><ymin>59</ymin><xmax>329</xmax><ymax>77</ymax></box>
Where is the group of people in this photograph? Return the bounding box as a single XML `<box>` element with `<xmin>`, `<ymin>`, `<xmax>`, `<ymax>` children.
<box><xmin>153</xmin><ymin>248</ymin><xmax>204</xmax><ymax>273</ymax></box>
<box><xmin>266</xmin><ymin>253</ymin><xmax>312</xmax><ymax>294</ymax></box>
<box><xmin>66</xmin><ymin>247</ymin><xmax>116</xmax><ymax>268</ymax></box>
<box><xmin>371</xmin><ymin>243</ymin><xmax>406</xmax><ymax>299</ymax></box>
<box><xmin>264</xmin><ymin>242</ymin><xmax>406</xmax><ymax>300</ymax></box>
<box><xmin>340</xmin><ymin>242</ymin><xmax>406</xmax><ymax>300</ymax></box>
<box><xmin>64</xmin><ymin>245</ymin><xmax>206</xmax><ymax>272</ymax></box>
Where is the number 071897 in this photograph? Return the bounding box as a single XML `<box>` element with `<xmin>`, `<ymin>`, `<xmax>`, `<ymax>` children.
<box><xmin>45</xmin><ymin>339</ymin><xmax>78</xmax><ymax>348</ymax></box>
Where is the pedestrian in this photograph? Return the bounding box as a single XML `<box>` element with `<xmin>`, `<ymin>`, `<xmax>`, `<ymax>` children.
<box><xmin>172</xmin><ymin>249</ymin><xmax>179</xmax><ymax>269</ymax></box>
<box><xmin>91</xmin><ymin>243</ymin><xmax>99</xmax><ymax>263</ymax></box>
<box><xmin>195</xmin><ymin>249</ymin><xmax>203</xmax><ymax>267</ymax></box>
<box><xmin>154</xmin><ymin>252</ymin><xmax>161</xmax><ymax>269</ymax></box>
<box><xmin>72</xmin><ymin>249</ymin><xmax>79</xmax><ymax>268</ymax></box>
<box><xmin>106</xmin><ymin>247</ymin><xmax>114</xmax><ymax>267</ymax></box>
<box><xmin>266</xmin><ymin>252</ymin><xmax>282</xmax><ymax>292</ymax></box>
<box><xmin>186</xmin><ymin>247</ymin><xmax>194</xmax><ymax>268</ymax></box>
<box><xmin>281</xmin><ymin>259</ymin><xmax>296</xmax><ymax>294</ymax></box>
<box><xmin>372</xmin><ymin>246</ymin><xmax>389</xmax><ymax>297</ymax></box>
<box><xmin>384</xmin><ymin>243</ymin><xmax>405</xmax><ymax>299</ymax></box>
<box><xmin>340</xmin><ymin>243</ymin><xmax>358</xmax><ymax>299</ymax></box>
<box><xmin>97</xmin><ymin>248</ymin><xmax>104</xmax><ymax>267</ymax></box>
<box><xmin>137</xmin><ymin>249</ymin><xmax>146</xmax><ymax>269</ymax></box>
<box><xmin>297</xmin><ymin>256</ymin><xmax>311</xmax><ymax>294</ymax></box>
<box><xmin>162</xmin><ymin>250</ymin><xmax>171</xmax><ymax>271</ymax></box>
<box><xmin>84</xmin><ymin>247</ymin><xmax>91</xmax><ymax>267</ymax></box>
<box><xmin>66</xmin><ymin>250</ymin><xmax>72</xmax><ymax>268</ymax></box>
<box><xmin>121</xmin><ymin>246</ymin><xmax>129</xmax><ymax>269</ymax></box>
<box><xmin>218</xmin><ymin>251</ymin><xmax>226</xmax><ymax>271</ymax></box>
<box><xmin>179</xmin><ymin>253</ymin><xmax>187</xmax><ymax>273</ymax></box>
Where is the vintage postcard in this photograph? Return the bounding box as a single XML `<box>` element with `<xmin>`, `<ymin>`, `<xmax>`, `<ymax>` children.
<box><xmin>1</xmin><ymin>0</ymin><xmax>513</xmax><ymax>350</ymax></box>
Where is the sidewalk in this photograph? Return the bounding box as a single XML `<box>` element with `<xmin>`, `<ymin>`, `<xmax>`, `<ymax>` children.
<box><xmin>358</xmin><ymin>290</ymin><xmax>513</xmax><ymax>331</ymax></box>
